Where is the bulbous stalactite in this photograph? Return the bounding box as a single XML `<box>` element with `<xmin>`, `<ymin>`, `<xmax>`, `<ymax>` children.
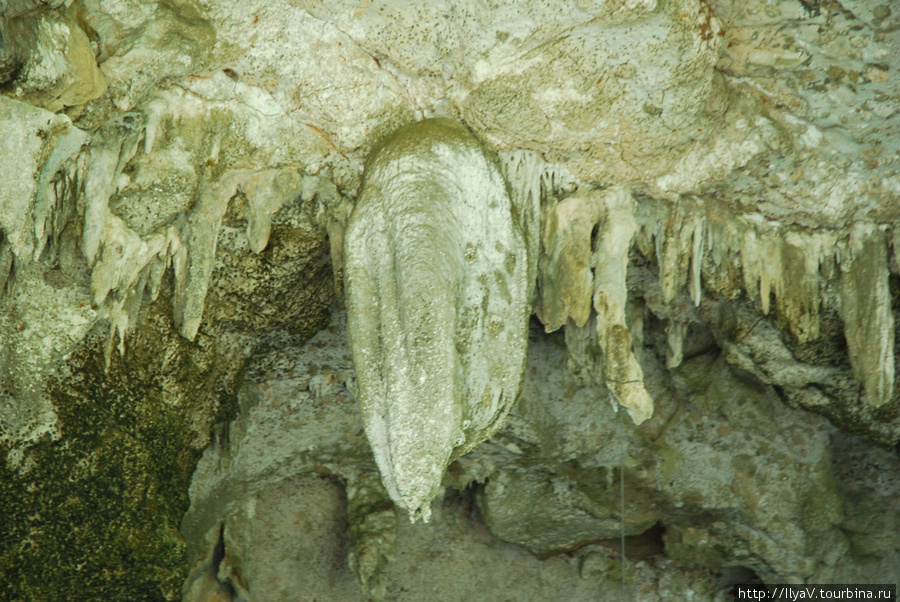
<box><xmin>344</xmin><ymin>119</ymin><xmax>529</xmax><ymax>521</ymax></box>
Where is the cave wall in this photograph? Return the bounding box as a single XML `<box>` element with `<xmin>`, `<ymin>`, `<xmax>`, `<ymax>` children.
<box><xmin>0</xmin><ymin>0</ymin><xmax>898</xmax><ymax>599</ymax></box>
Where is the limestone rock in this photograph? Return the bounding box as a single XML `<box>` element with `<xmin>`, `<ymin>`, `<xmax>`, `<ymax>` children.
<box><xmin>6</xmin><ymin>10</ymin><xmax>107</xmax><ymax>112</ymax></box>
<box><xmin>466</xmin><ymin>323</ymin><xmax>856</xmax><ymax>582</ymax></box>
<box><xmin>78</xmin><ymin>0</ymin><xmax>215</xmax><ymax>112</ymax></box>
<box><xmin>0</xmin><ymin>95</ymin><xmax>77</xmax><ymax>261</ymax></box>
<box><xmin>180</xmin><ymin>309</ymin><xmax>735</xmax><ymax>600</ymax></box>
<box><xmin>181</xmin><ymin>311</ymin><xmax>366</xmax><ymax>594</ymax></box>
<box><xmin>344</xmin><ymin>119</ymin><xmax>529</xmax><ymax>521</ymax></box>
<box><xmin>0</xmin><ymin>113</ymin><xmax>334</xmax><ymax>598</ymax></box>
<box><xmin>215</xmin><ymin>475</ymin><xmax>359</xmax><ymax>602</ymax></box>
<box><xmin>0</xmin><ymin>0</ymin><xmax>898</xmax><ymax>597</ymax></box>
<box><xmin>538</xmin><ymin>194</ymin><xmax>600</xmax><ymax>331</ymax></box>
<box><xmin>0</xmin><ymin>96</ymin><xmax>90</xmax><ymax>454</ymax></box>
<box><xmin>838</xmin><ymin>223</ymin><xmax>895</xmax><ymax>409</ymax></box>
<box><xmin>591</xmin><ymin>188</ymin><xmax>654</xmax><ymax>423</ymax></box>
<box><xmin>0</xmin><ymin>295</ymin><xmax>245</xmax><ymax>601</ymax></box>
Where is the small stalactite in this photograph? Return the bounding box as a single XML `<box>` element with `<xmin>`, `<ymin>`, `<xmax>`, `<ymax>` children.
<box><xmin>591</xmin><ymin>187</ymin><xmax>654</xmax><ymax>424</ymax></box>
<box><xmin>838</xmin><ymin>223</ymin><xmax>895</xmax><ymax>408</ymax></box>
<box><xmin>73</xmin><ymin>96</ymin><xmax>314</xmax><ymax>360</ymax></box>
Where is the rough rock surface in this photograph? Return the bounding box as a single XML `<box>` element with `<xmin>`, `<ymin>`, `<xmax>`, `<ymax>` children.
<box><xmin>183</xmin><ymin>310</ymin><xmax>897</xmax><ymax>599</ymax></box>
<box><xmin>182</xmin><ymin>311</ymin><xmax>724</xmax><ymax>600</ymax></box>
<box><xmin>344</xmin><ymin>118</ymin><xmax>530</xmax><ymax>522</ymax></box>
<box><xmin>0</xmin><ymin>0</ymin><xmax>898</xmax><ymax>598</ymax></box>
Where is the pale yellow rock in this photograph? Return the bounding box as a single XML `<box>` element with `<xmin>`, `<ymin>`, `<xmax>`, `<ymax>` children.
<box><xmin>17</xmin><ymin>12</ymin><xmax>107</xmax><ymax>112</ymax></box>
<box><xmin>591</xmin><ymin>187</ymin><xmax>654</xmax><ymax>424</ymax></box>
<box><xmin>839</xmin><ymin>223</ymin><xmax>895</xmax><ymax>409</ymax></box>
<box><xmin>538</xmin><ymin>194</ymin><xmax>601</xmax><ymax>331</ymax></box>
<box><xmin>52</xmin><ymin>15</ymin><xmax>108</xmax><ymax>110</ymax></box>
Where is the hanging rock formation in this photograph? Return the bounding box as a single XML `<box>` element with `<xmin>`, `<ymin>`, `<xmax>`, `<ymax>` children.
<box><xmin>1</xmin><ymin>0</ymin><xmax>899</xmax><ymax>598</ymax></box>
<box><xmin>344</xmin><ymin>119</ymin><xmax>529</xmax><ymax>521</ymax></box>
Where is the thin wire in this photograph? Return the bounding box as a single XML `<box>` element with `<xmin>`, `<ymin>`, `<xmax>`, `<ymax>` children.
<box><xmin>619</xmin><ymin>405</ymin><xmax>627</xmax><ymax>601</ymax></box>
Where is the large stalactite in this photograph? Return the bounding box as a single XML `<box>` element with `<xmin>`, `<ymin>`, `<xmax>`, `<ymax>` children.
<box><xmin>344</xmin><ymin>119</ymin><xmax>530</xmax><ymax>521</ymax></box>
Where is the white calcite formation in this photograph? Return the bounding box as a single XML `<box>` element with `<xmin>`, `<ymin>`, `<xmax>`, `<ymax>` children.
<box><xmin>535</xmin><ymin>184</ymin><xmax>896</xmax><ymax>411</ymax></box>
<box><xmin>640</xmin><ymin>198</ymin><xmax>895</xmax><ymax>409</ymax></box>
<box><xmin>1</xmin><ymin>0</ymin><xmax>899</xmax><ymax>596</ymax></box>
<box><xmin>344</xmin><ymin>119</ymin><xmax>529</xmax><ymax>521</ymax></box>
<box><xmin>2</xmin><ymin>0</ymin><xmax>896</xmax><ymax>450</ymax></box>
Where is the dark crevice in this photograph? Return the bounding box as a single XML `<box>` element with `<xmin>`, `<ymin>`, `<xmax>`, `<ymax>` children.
<box><xmin>211</xmin><ymin>523</ymin><xmax>237</xmax><ymax>598</ymax></box>
<box><xmin>718</xmin><ymin>565</ymin><xmax>766</xmax><ymax>597</ymax></box>
<box><xmin>592</xmin><ymin>521</ymin><xmax>666</xmax><ymax>562</ymax></box>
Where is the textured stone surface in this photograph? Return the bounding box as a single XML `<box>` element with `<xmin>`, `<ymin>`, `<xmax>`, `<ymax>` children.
<box><xmin>469</xmin><ymin>319</ymin><xmax>849</xmax><ymax>583</ymax></box>
<box><xmin>345</xmin><ymin>119</ymin><xmax>530</xmax><ymax>521</ymax></box>
<box><xmin>0</xmin><ymin>102</ymin><xmax>334</xmax><ymax>596</ymax></box>
<box><xmin>181</xmin><ymin>310</ymin><xmax>730</xmax><ymax>600</ymax></box>
<box><xmin>181</xmin><ymin>310</ymin><xmax>898</xmax><ymax>599</ymax></box>
<box><xmin>0</xmin><ymin>0</ymin><xmax>898</xmax><ymax>597</ymax></box>
<box><xmin>7</xmin><ymin>8</ymin><xmax>107</xmax><ymax>112</ymax></box>
<box><xmin>0</xmin><ymin>295</ymin><xmax>243</xmax><ymax>599</ymax></box>
<box><xmin>214</xmin><ymin>475</ymin><xmax>360</xmax><ymax>601</ymax></box>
